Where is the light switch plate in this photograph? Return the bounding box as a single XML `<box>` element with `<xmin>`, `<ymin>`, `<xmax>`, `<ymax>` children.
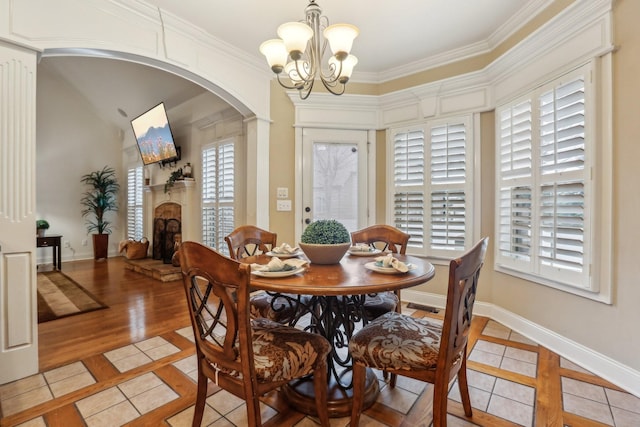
<box><xmin>276</xmin><ymin>187</ymin><xmax>288</xmax><ymax>199</ymax></box>
<box><xmin>276</xmin><ymin>199</ymin><xmax>292</xmax><ymax>211</ymax></box>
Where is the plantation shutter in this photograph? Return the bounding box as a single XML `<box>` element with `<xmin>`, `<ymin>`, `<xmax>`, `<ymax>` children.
<box><xmin>392</xmin><ymin>129</ymin><xmax>425</xmax><ymax>248</ymax></box>
<box><xmin>496</xmin><ymin>69</ymin><xmax>591</xmax><ymax>290</ymax></box>
<box><xmin>537</xmin><ymin>77</ymin><xmax>587</xmax><ymax>285</ymax></box>
<box><xmin>126</xmin><ymin>166</ymin><xmax>143</xmax><ymax>240</ymax></box>
<box><xmin>202</xmin><ymin>140</ymin><xmax>235</xmax><ymax>253</ymax></box>
<box><xmin>497</xmin><ymin>100</ymin><xmax>533</xmax><ymax>267</ymax></box>
<box><xmin>429</xmin><ymin>123</ymin><xmax>466</xmax><ymax>252</ymax></box>
<box><xmin>218</xmin><ymin>142</ymin><xmax>235</xmax><ymax>250</ymax></box>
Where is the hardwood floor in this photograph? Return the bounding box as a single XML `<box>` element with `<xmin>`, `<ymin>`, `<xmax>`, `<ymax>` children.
<box><xmin>1</xmin><ymin>257</ymin><xmax>638</xmax><ymax>426</ymax></box>
<box><xmin>37</xmin><ymin>258</ymin><xmax>192</xmax><ymax>372</ymax></box>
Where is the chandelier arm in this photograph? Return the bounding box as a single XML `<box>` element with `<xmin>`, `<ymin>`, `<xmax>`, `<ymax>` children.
<box><xmin>299</xmin><ymin>83</ymin><xmax>314</xmax><ymax>100</ymax></box>
<box><xmin>321</xmin><ymin>58</ymin><xmax>344</xmax><ymax>85</ymax></box>
<box><xmin>319</xmin><ymin>77</ymin><xmax>345</xmax><ymax>96</ymax></box>
<box><xmin>275</xmin><ymin>73</ymin><xmax>302</xmax><ymax>91</ymax></box>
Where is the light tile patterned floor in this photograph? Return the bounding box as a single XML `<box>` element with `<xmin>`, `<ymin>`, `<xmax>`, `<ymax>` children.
<box><xmin>103</xmin><ymin>336</ymin><xmax>181</xmax><ymax>373</ymax></box>
<box><xmin>0</xmin><ymin>361</ymin><xmax>95</xmax><ymax>417</ymax></box>
<box><xmin>2</xmin><ymin>310</ymin><xmax>640</xmax><ymax>426</ymax></box>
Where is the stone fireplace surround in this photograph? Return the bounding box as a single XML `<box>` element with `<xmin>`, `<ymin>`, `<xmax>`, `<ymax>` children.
<box><xmin>124</xmin><ymin>179</ymin><xmax>197</xmax><ymax>282</ymax></box>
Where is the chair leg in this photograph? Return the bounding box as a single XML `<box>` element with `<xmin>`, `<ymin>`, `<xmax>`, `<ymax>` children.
<box><xmin>432</xmin><ymin>379</ymin><xmax>449</xmax><ymax>427</ymax></box>
<box><xmin>389</xmin><ymin>290</ymin><xmax>401</xmax><ymax>388</ymax></box>
<box><xmin>389</xmin><ymin>372</ymin><xmax>397</xmax><ymax>387</ymax></box>
<box><xmin>350</xmin><ymin>363</ymin><xmax>366</xmax><ymax>426</ymax></box>
<box><xmin>192</xmin><ymin>369</ymin><xmax>208</xmax><ymax>427</ymax></box>
<box><xmin>457</xmin><ymin>357</ymin><xmax>473</xmax><ymax>416</ymax></box>
<box><xmin>245</xmin><ymin>395</ymin><xmax>262</xmax><ymax>427</ymax></box>
<box><xmin>312</xmin><ymin>363</ymin><xmax>330</xmax><ymax>427</ymax></box>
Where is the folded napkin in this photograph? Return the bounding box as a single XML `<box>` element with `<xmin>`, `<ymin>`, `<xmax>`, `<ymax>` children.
<box><xmin>350</xmin><ymin>243</ymin><xmax>372</xmax><ymax>252</ymax></box>
<box><xmin>375</xmin><ymin>253</ymin><xmax>409</xmax><ymax>273</ymax></box>
<box><xmin>251</xmin><ymin>257</ymin><xmax>308</xmax><ymax>272</ymax></box>
<box><xmin>270</xmin><ymin>243</ymin><xmax>300</xmax><ymax>254</ymax></box>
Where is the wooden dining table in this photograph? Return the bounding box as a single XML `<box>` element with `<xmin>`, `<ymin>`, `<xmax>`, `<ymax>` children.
<box><xmin>245</xmin><ymin>252</ymin><xmax>436</xmax><ymax>418</ymax></box>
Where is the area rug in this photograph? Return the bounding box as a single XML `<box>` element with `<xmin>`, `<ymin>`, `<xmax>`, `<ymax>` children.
<box><xmin>37</xmin><ymin>271</ymin><xmax>108</xmax><ymax>323</ymax></box>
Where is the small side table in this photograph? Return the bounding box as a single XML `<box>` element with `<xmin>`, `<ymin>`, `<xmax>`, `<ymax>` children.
<box><xmin>37</xmin><ymin>235</ymin><xmax>62</xmax><ymax>270</ymax></box>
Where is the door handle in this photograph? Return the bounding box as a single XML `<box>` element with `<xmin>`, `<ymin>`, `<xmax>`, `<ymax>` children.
<box><xmin>305</xmin><ymin>218</ymin><xmax>311</xmax><ymax>224</ymax></box>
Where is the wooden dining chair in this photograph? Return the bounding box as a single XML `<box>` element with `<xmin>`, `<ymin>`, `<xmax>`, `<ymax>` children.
<box><xmin>178</xmin><ymin>241</ymin><xmax>331</xmax><ymax>427</ymax></box>
<box><xmin>224</xmin><ymin>225</ymin><xmax>277</xmax><ymax>260</ymax></box>
<box><xmin>350</xmin><ymin>225</ymin><xmax>411</xmax><ymax>319</ymax></box>
<box><xmin>349</xmin><ymin>237</ymin><xmax>489</xmax><ymax>427</ymax></box>
<box><xmin>225</xmin><ymin>225</ymin><xmax>304</xmax><ymax>324</ymax></box>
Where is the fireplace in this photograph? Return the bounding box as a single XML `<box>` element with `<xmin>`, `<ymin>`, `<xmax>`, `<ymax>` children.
<box><xmin>153</xmin><ymin>202</ymin><xmax>182</xmax><ymax>263</ymax></box>
<box><xmin>144</xmin><ymin>178</ymin><xmax>195</xmax><ymax>264</ymax></box>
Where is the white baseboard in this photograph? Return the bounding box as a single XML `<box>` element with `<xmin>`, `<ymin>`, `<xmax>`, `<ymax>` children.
<box><xmin>402</xmin><ymin>289</ymin><xmax>640</xmax><ymax>398</ymax></box>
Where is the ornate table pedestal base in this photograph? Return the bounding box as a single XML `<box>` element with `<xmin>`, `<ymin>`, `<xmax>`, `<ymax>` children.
<box><xmin>282</xmin><ymin>367</ymin><xmax>379</xmax><ymax>418</ymax></box>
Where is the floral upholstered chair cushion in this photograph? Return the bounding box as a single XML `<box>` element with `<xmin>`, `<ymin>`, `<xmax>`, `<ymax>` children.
<box><xmin>250</xmin><ymin>318</ymin><xmax>330</xmax><ymax>381</ymax></box>
<box><xmin>203</xmin><ymin>317</ymin><xmax>330</xmax><ymax>382</ymax></box>
<box><xmin>249</xmin><ymin>292</ymin><xmax>308</xmax><ymax>324</ymax></box>
<box><xmin>349</xmin><ymin>311</ymin><xmax>445</xmax><ymax>371</ymax></box>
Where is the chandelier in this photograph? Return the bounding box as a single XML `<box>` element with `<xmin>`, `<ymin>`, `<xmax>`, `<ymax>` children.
<box><xmin>260</xmin><ymin>0</ymin><xmax>359</xmax><ymax>99</ymax></box>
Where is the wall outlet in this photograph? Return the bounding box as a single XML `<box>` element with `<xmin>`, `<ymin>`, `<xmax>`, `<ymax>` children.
<box><xmin>276</xmin><ymin>187</ymin><xmax>288</xmax><ymax>199</ymax></box>
<box><xmin>276</xmin><ymin>199</ymin><xmax>292</xmax><ymax>211</ymax></box>
<box><xmin>82</xmin><ymin>239</ymin><xmax>88</xmax><ymax>246</ymax></box>
<box><xmin>64</xmin><ymin>240</ymin><xmax>70</xmax><ymax>248</ymax></box>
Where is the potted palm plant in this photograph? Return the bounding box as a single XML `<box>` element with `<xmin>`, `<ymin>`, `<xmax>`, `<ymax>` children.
<box><xmin>299</xmin><ymin>219</ymin><xmax>351</xmax><ymax>264</ymax></box>
<box><xmin>80</xmin><ymin>166</ymin><xmax>120</xmax><ymax>260</ymax></box>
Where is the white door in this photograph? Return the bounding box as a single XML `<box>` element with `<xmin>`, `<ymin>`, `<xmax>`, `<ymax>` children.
<box><xmin>301</xmin><ymin>128</ymin><xmax>369</xmax><ymax>234</ymax></box>
<box><xmin>0</xmin><ymin>43</ymin><xmax>39</xmax><ymax>383</ymax></box>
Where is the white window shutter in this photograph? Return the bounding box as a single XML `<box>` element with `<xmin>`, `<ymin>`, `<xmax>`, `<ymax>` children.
<box><xmin>202</xmin><ymin>140</ymin><xmax>235</xmax><ymax>254</ymax></box>
<box><xmin>393</xmin><ymin>129</ymin><xmax>425</xmax><ymax>249</ymax></box>
<box><xmin>394</xmin><ymin>191</ymin><xmax>424</xmax><ymax>247</ymax></box>
<box><xmin>126</xmin><ymin>167</ymin><xmax>143</xmax><ymax>240</ymax></box>
<box><xmin>429</xmin><ymin>123</ymin><xmax>468</xmax><ymax>252</ymax></box>
<box><xmin>390</xmin><ymin>119</ymin><xmax>473</xmax><ymax>257</ymax></box>
<box><xmin>496</xmin><ymin>68</ymin><xmax>591</xmax><ymax>291</ymax></box>
<box><xmin>497</xmin><ymin>100</ymin><xmax>533</xmax><ymax>267</ymax></box>
<box><xmin>537</xmin><ymin>77</ymin><xmax>587</xmax><ymax>286</ymax></box>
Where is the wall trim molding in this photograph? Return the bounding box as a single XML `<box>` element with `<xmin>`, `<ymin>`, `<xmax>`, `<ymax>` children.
<box><xmin>402</xmin><ymin>289</ymin><xmax>640</xmax><ymax>399</ymax></box>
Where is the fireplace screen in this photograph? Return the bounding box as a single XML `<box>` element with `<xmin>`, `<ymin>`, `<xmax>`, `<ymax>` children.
<box><xmin>153</xmin><ymin>202</ymin><xmax>182</xmax><ymax>264</ymax></box>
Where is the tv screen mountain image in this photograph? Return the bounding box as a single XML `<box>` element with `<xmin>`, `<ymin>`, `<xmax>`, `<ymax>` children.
<box><xmin>131</xmin><ymin>102</ymin><xmax>179</xmax><ymax>165</ymax></box>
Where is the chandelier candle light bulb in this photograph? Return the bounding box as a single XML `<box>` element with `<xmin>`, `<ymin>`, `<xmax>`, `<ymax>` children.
<box><xmin>259</xmin><ymin>0</ymin><xmax>359</xmax><ymax>99</ymax></box>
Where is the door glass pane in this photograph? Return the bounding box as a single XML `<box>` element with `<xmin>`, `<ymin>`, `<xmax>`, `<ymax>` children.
<box><xmin>312</xmin><ymin>142</ymin><xmax>359</xmax><ymax>232</ymax></box>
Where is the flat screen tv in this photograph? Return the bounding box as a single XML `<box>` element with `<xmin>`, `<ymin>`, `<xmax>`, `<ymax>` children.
<box><xmin>131</xmin><ymin>102</ymin><xmax>179</xmax><ymax>166</ymax></box>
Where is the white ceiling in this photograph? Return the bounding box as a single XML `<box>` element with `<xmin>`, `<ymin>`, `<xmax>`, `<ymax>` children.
<box><xmin>39</xmin><ymin>0</ymin><xmax>547</xmax><ymax>132</ymax></box>
<box><xmin>147</xmin><ymin>0</ymin><xmax>542</xmax><ymax>79</ymax></box>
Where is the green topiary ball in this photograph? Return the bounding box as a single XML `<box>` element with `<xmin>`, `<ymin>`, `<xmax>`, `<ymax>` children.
<box><xmin>301</xmin><ymin>219</ymin><xmax>350</xmax><ymax>244</ymax></box>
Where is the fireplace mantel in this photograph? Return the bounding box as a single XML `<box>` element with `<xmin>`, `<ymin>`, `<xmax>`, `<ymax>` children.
<box><xmin>146</xmin><ymin>179</ymin><xmax>196</xmax><ymax>193</ymax></box>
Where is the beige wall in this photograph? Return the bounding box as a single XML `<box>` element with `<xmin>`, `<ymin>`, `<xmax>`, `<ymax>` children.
<box><xmin>267</xmin><ymin>82</ymin><xmax>297</xmax><ymax>245</ymax></box>
<box><xmin>37</xmin><ymin>64</ymin><xmax>123</xmax><ymax>261</ymax></box>
<box><xmin>266</xmin><ymin>0</ymin><xmax>640</xmax><ymax>373</ymax></box>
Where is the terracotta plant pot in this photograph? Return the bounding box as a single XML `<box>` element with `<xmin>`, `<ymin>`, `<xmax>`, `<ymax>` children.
<box><xmin>299</xmin><ymin>242</ymin><xmax>351</xmax><ymax>265</ymax></box>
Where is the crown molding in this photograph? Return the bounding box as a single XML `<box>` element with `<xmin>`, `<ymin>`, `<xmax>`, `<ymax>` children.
<box><xmin>370</xmin><ymin>0</ymin><xmax>613</xmax><ymax>127</ymax></box>
<box><xmin>354</xmin><ymin>0</ymin><xmax>555</xmax><ymax>84</ymax></box>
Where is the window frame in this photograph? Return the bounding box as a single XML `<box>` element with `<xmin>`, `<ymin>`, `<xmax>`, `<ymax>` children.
<box><xmin>387</xmin><ymin>114</ymin><xmax>479</xmax><ymax>262</ymax></box>
<box><xmin>494</xmin><ymin>60</ymin><xmax>612</xmax><ymax>303</ymax></box>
